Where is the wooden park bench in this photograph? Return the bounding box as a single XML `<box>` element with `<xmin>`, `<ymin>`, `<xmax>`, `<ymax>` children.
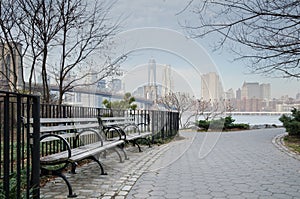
<box><xmin>99</xmin><ymin>116</ymin><xmax>152</xmax><ymax>152</ymax></box>
<box><xmin>23</xmin><ymin>117</ymin><xmax>126</xmax><ymax>198</ymax></box>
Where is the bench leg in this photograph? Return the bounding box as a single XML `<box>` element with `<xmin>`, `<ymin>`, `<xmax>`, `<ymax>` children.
<box><xmin>132</xmin><ymin>138</ymin><xmax>151</xmax><ymax>152</ymax></box>
<box><xmin>71</xmin><ymin>162</ymin><xmax>78</xmax><ymax>174</ymax></box>
<box><xmin>118</xmin><ymin>144</ymin><xmax>129</xmax><ymax>160</ymax></box>
<box><xmin>113</xmin><ymin>148</ymin><xmax>125</xmax><ymax>163</ymax></box>
<box><xmin>130</xmin><ymin>140</ymin><xmax>142</xmax><ymax>152</ymax></box>
<box><xmin>145</xmin><ymin>137</ymin><xmax>152</xmax><ymax>148</ymax></box>
<box><xmin>136</xmin><ymin>141</ymin><xmax>143</xmax><ymax>152</ymax></box>
<box><xmin>88</xmin><ymin>156</ymin><xmax>108</xmax><ymax>175</ymax></box>
<box><xmin>41</xmin><ymin>168</ymin><xmax>77</xmax><ymax>198</ymax></box>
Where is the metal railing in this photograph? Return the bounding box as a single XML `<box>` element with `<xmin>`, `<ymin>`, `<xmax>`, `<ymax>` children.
<box><xmin>0</xmin><ymin>91</ymin><xmax>179</xmax><ymax>199</ymax></box>
<box><xmin>0</xmin><ymin>91</ymin><xmax>40</xmax><ymax>199</ymax></box>
<box><xmin>38</xmin><ymin>104</ymin><xmax>179</xmax><ymax>141</ymax></box>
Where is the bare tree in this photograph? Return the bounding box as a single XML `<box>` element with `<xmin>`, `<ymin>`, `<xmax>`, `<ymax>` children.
<box><xmin>51</xmin><ymin>0</ymin><xmax>124</xmax><ymax>105</ymax></box>
<box><xmin>0</xmin><ymin>1</ymin><xmax>26</xmax><ymax>92</ymax></box>
<box><xmin>199</xmin><ymin>99</ymin><xmax>233</xmax><ymax>121</ymax></box>
<box><xmin>157</xmin><ymin>92</ymin><xmax>194</xmax><ymax>128</ymax></box>
<box><xmin>181</xmin><ymin>0</ymin><xmax>300</xmax><ymax>78</ymax></box>
<box><xmin>183</xmin><ymin>98</ymin><xmax>234</xmax><ymax>129</ymax></box>
<box><xmin>19</xmin><ymin>0</ymin><xmax>64</xmax><ymax>101</ymax></box>
<box><xmin>157</xmin><ymin>91</ymin><xmax>234</xmax><ymax>129</ymax></box>
<box><xmin>0</xmin><ymin>0</ymin><xmax>123</xmax><ymax>104</ymax></box>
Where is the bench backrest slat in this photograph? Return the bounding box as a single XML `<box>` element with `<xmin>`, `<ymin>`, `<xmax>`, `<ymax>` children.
<box><xmin>40</xmin><ymin>123</ymin><xmax>99</xmax><ymax>133</ymax></box>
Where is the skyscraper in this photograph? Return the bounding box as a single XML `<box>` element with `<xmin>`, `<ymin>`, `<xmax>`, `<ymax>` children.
<box><xmin>201</xmin><ymin>72</ymin><xmax>224</xmax><ymax>101</ymax></box>
<box><xmin>241</xmin><ymin>82</ymin><xmax>271</xmax><ymax>100</ymax></box>
<box><xmin>241</xmin><ymin>82</ymin><xmax>260</xmax><ymax>99</ymax></box>
<box><xmin>260</xmin><ymin>83</ymin><xmax>271</xmax><ymax>100</ymax></box>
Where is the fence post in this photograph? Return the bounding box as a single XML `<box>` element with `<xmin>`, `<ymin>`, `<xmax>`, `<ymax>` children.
<box><xmin>16</xmin><ymin>95</ymin><xmax>22</xmax><ymax>199</ymax></box>
<box><xmin>151</xmin><ymin>110</ymin><xmax>155</xmax><ymax>143</ymax></box>
<box><xmin>3</xmin><ymin>93</ymin><xmax>10</xmax><ymax>199</ymax></box>
<box><xmin>31</xmin><ymin>96</ymin><xmax>40</xmax><ymax>199</ymax></box>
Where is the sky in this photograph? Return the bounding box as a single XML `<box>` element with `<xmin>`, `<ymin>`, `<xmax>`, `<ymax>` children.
<box><xmin>109</xmin><ymin>0</ymin><xmax>299</xmax><ymax>99</ymax></box>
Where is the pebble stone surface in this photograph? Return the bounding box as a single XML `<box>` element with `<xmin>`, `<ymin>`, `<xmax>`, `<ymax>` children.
<box><xmin>41</xmin><ymin>128</ymin><xmax>300</xmax><ymax>199</ymax></box>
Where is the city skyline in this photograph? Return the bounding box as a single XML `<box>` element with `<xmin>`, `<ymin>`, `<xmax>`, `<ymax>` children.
<box><xmin>111</xmin><ymin>0</ymin><xmax>299</xmax><ymax>99</ymax></box>
<box><xmin>118</xmin><ymin>58</ymin><xmax>298</xmax><ymax>100</ymax></box>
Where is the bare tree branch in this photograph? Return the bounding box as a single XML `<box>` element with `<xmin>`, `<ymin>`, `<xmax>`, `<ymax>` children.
<box><xmin>181</xmin><ymin>0</ymin><xmax>300</xmax><ymax>78</ymax></box>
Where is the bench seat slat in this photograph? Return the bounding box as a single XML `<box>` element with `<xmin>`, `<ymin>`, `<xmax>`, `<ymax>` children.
<box><xmin>69</xmin><ymin>140</ymin><xmax>124</xmax><ymax>161</ymax></box>
<box><xmin>125</xmin><ymin>132</ymin><xmax>152</xmax><ymax>141</ymax></box>
<box><xmin>40</xmin><ymin>140</ymin><xmax>124</xmax><ymax>165</ymax></box>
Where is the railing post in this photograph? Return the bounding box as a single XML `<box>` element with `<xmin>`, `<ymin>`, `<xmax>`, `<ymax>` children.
<box><xmin>3</xmin><ymin>93</ymin><xmax>10</xmax><ymax>199</ymax></box>
<box><xmin>16</xmin><ymin>95</ymin><xmax>22</xmax><ymax>199</ymax></box>
<box><xmin>31</xmin><ymin>96</ymin><xmax>40</xmax><ymax>199</ymax></box>
<box><xmin>151</xmin><ymin>110</ymin><xmax>155</xmax><ymax>144</ymax></box>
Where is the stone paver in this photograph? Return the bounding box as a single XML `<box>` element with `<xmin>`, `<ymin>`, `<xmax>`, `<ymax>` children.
<box><xmin>127</xmin><ymin>128</ymin><xmax>300</xmax><ymax>199</ymax></box>
<box><xmin>40</xmin><ymin>143</ymin><xmax>171</xmax><ymax>198</ymax></box>
<box><xmin>40</xmin><ymin>128</ymin><xmax>300</xmax><ymax>199</ymax></box>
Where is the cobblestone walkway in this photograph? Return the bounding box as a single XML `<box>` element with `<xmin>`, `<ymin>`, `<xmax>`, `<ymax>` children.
<box><xmin>40</xmin><ymin>141</ymin><xmax>173</xmax><ymax>198</ymax></box>
<box><xmin>128</xmin><ymin>128</ymin><xmax>300</xmax><ymax>199</ymax></box>
<box><xmin>41</xmin><ymin>128</ymin><xmax>300</xmax><ymax>199</ymax></box>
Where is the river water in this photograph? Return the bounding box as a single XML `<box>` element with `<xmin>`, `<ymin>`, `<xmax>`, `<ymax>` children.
<box><xmin>182</xmin><ymin>113</ymin><xmax>285</xmax><ymax>127</ymax></box>
<box><xmin>231</xmin><ymin>115</ymin><xmax>282</xmax><ymax>126</ymax></box>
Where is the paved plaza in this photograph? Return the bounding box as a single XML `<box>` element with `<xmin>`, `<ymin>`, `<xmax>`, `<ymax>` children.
<box><xmin>41</xmin><ymin>128</ymin><xmax>300</xmax><ymax>198</ymax></box>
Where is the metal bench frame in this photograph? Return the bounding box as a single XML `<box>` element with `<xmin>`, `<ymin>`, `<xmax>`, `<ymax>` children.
<box><xmin>98</xmin><ymin>116</ymin><xmax>152</xmax><ymax>152</ymax></box>
<box><xmin>23</xmin><ymin>117</ymin><xmax>126</xmax><ymax>198</ymax></box>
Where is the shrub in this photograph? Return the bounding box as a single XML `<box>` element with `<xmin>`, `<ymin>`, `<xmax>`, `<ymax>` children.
<box><xmin>197</xmin><ymin>120</ymin><xmax>210</xmax><ymax>131</ymax></box>
<box><xmin>228</xmin><ymin>123</ymin><xmax>250</xmax><ymax>130</ymax></box>
<box><xmin>279</xmin><ymin>108</ymin><xmax>300</xmax><ymax>137</ymax></box>
<box><xmin>196</xmin><ymin>116</ymin><xmax>249</xmax><ymax>131</ymax></box>
<box><xmin>224</xmin><ymin>116</ymin><xmax>235</xmax><ymax>128</ymax></box>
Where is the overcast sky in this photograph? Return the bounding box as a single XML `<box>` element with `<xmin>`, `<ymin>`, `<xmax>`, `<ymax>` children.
<box><xmin>110</xmin><ymin>0</ymin><xmax>299</xmax><ymax>99</ymax></box>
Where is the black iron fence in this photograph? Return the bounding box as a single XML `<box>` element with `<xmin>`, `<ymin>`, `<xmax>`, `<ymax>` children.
<box><xmin>0</xmin><ymin>90</ymin><xmax>179</xmax><ymax>199</ymax></box>
<box><xmin>38</xmin><ymin>104</ymin><xmax>179</xmax><ymax>139</ymax></box>
<box><xmin>0</xmin><ymin>91</ymin><xmax>40</xmax><ymax>199</ymax></box>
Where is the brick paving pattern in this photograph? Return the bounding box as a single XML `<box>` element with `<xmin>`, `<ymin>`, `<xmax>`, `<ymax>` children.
<box><xmin>41</xmin><ymin>128</ymin><xmax>300</xmax><ymax>199</ymax></box>
<box><xmin>128</xmin><ymin>128</ymin><xmax>300</xmax><ymax>199</ymax></box>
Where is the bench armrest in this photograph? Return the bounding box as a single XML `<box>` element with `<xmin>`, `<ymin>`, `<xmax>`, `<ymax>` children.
<box><xmin>75</xmin><ymin>129</ymin><xmax>103</xmax><ymax>147</ymax></box>
<box><xmin>123</xmin><ymin>124</ymin><xmax>141</xmax><ymax>135</ymax></box>
<box><xmin>104</xmin><ymin>125</ymin><xmax>126</xmax><ymax>140</ymax></box>
<box><xmin>40</xmin><ymin>134</ymin><xmax>72</xmax><ymax>162</ymax></box>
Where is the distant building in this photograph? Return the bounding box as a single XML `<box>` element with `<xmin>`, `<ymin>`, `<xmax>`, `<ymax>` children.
<box><xmin>276</xmin><ymin>103</ymin><xmax>300</xmax><ymax>112</ymax></box>
<box><xmin>235</xmin><ymin>82</ymin><xmax>272</xmax><ymax>112</ymax></box>
<box><xmin>225</xmin><ymin>88</ymin><xmax>235</xmax><ymax>99</ymax></box>
<box><xmin>236</xmin><ymin>88</ymin><xmax>241</xmax><ymax>100</ymax></box>
<box><xmin>260</xmin><ymin>83</ymin><xmax>271</xmax><ymax>100</ymax></box>
<box><xmin>241</xmin><ymin>82</ymin><xmax>260</xmax><ymax>99</ymax></box>
<box><xmin>0</xmin><ymin>42</ymin><xmax>24</xmax><ymax>91</ymax></box>
<box><xmin>111</xmin><ymin>78</ymin><xmax>122</xmax><ymax>93</ymax></box>
<box><xmin>201</xmin><ymin>72</ymin><xmax>224</xmax><ymax>101</ymax></box>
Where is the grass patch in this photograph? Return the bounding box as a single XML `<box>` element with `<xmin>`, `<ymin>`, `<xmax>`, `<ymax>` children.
<box><xmin>283</xmin><ymin>135</ymin><xmax>300</xmax><ymax>154</ymax></box>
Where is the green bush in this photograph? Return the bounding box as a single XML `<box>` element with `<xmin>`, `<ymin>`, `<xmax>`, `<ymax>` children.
<box><xmin>197</xmin><ymin>120</ymin><xmax>210</xmax><ymax>131</ymax></box>
<box><xmin>224</xmin><ymin>116</ymin><xmax>235</xmax><ymax>128</ymax></box>
<box><xmin>279</xmin><ymin>108</ymin><xmax>300</xmax><ymax>137</ymax></box>
<box><xmin>228</xmin><ymin>123</ymin><xmax>250</xmax><ymax>130</ymax></box>
<box><xmin>197</xmin><ymin>116</ymin><xmax>249</xmax><ymax>131</ymax></box>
